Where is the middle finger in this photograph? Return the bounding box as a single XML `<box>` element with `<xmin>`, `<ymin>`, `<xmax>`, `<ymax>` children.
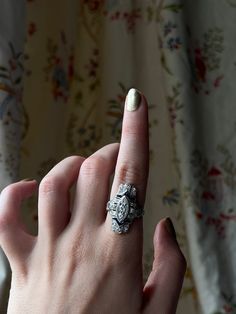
<box><xmin>104</xmin><ymin>88</ymin><xmax>149</xmax><ymax>243</ymax></box>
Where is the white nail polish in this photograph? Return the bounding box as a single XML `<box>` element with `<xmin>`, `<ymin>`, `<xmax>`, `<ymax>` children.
<box><xmin>125</xmin><ymin>88</ymin><xmax>142</xmax><ymax>112</ymax></box>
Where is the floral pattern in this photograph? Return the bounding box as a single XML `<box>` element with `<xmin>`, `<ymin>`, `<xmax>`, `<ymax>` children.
<box><xmin>187</xmin><ymin>27</ymin><xmax>224</xmax><ymax>95</ymax></box>
<box><xmin>0</xmin><ymin>42</ymin><xmax>24</xmax><ymax>120</ymax></box>
<box><xmin>1</xmin><ymin>1</ymin><xmax>236</xmax><ymax>314</ymax></box>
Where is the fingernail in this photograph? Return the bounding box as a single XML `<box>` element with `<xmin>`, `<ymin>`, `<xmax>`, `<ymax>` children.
<box><xmin>164</xmin><ymin>217</ymin><xmax>177</xmax><ymax>239</ymax></box>
<box><xmin>21</xmin><ymin>178</ymin><xmax>35</xmax><ymax>182</ymax></box>
<box><xmin>125</xmin><ymin>88</ymin><xmax>142</xmax><ymax>112</ymax></box>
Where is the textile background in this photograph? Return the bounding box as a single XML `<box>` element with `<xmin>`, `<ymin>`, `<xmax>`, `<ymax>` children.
<box><xmin>1</xmin><ymin>1</ymin><xmax>236</xmax><ymax>313</ymax></box>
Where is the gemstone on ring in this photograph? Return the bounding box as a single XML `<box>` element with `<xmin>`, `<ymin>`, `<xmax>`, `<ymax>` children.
<box><xmin>106</xmin><ymin>183</ymin><xmax>144</xmax><ymax>234</ymax></box>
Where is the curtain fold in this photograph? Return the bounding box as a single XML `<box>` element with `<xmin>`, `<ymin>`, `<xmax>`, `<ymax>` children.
<box><xmin>159</xmin><ymin>1</ymin><xmax>236</xmax><ymax>313</ymax></box>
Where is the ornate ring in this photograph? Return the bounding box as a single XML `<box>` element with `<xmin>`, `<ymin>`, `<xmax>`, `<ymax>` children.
<box><xmin>106</xmin><ymin>183</ymin><xmax>144</xmax><ymax>234</ymax></box>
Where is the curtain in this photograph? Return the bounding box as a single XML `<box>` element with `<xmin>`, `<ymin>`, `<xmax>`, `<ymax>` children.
<box><xmin>0</xmin><ymin>1</ymin><xmax>26</xmax><ymax>312</ymax></box>
<box><xmin>1</xmin><ymin>1</ymin><xmax>235</xmax><ymax>313</ymax></box>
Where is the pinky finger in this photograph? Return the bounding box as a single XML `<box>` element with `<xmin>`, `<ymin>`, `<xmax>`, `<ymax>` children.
<box><xmin>142</xmin><ymin>218</ymin><xmax>187</xmax><ymax>314</ymax></box>
<box><xmin>0</xmin><ymin>180</ymin><xmax>38</xmax><ymax>271</ymax></box>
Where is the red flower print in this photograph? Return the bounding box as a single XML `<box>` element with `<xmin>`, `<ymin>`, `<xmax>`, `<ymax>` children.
<box><xmin>68</xmin><ymin>55</ymin><xmax>74</xmax><ymax>81</ymax></box>
<box><xmin>8</xmin><ymin>59</ymin><xmax>17</xmax><ymax>71</ymax></box>
<box><xmin>202</xmin><ymin>191</ymin><xmax>215</xmax><ymax>201</ymax></box>
<box><xmin>207</xmin><ymin>167</ymin><xmax>222</xmax><ymax>176</ymax></box>
<box><xmin>223</xmin><ymin>304</ymin><xmax>233</xmax><ymax>313</ymax></box>
<box><xmin>194</xmin><ymin>48</ymin><xmax>207</xmax><ymax>82</ymax></box>
<box><xmin>214</xmin><ymin>75</ymin><xmax>224</xmax><ymax>87</ymax></box>
<box><xmin>28</xmin><ymin>22</ymin><xmax>36</xmax><ymax>36</ymax></box>
<box><xmin>84</xmin><ymin>0</ymin><xmax>104</xmax><ymax>11</ymax></box>
<box><xmin>196</xmin><ymin>211</ymin><xmax>203</xmax><ymax>219</ymax></box>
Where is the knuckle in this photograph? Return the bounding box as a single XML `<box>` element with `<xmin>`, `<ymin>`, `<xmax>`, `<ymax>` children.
<box><xmin>0</xmin><ymin>184</ymin><xmax>19</xmax><ymax>228</ymax></box>
<box><xmin>11</xmin><ymin>264</ymin><xmax>29</xmax><ymax>287</ymax></box>
<box><xmin>80</xmin><ymin>156</ymin><xmax>107</xmax><ymax>177</ymax></box>
<box><xmin>39</xmin><ymin>176</ymin><xmax>64</xmax><ymax>194</ymax></box>
<box><xmin>0</xmin><ymin>183</ymin><xmax>19</xmax><ymax>200</ymax></box>
<box><xmin>168</xmin><ymin>246</ymin><xmax>187</xmax><ymax>273</ymax></box>
<box><xmin>0</xmin><ymin>214</ymin><xmax>13</xmax><ymax>232</ymax></box>
<box><xmin>117</xmin><ymin>162</ymin><xmax>142</xmax><ymax>184</ymax></box>
<box><xmin>64</xmin><ymin>155</ymin><xmax>85</xmax><ymax>163</ymax></box>
<box><xmin>12</xmin><ymin>273</ymin><xmax>28</xmax><ymax>288</ymax></box>
<box><xmin>122</xmin><ymin>124</ymin><xmax>139</xmax><ymax>137</ymax></box>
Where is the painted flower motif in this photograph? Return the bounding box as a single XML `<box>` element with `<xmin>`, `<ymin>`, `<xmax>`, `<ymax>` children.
<box><xmin>122</xmin><ymin>9</ymin><xmax>141</xmax><ymax>32</ymax></box>
<box><xmin>85</xmin><ymin>48</ymin><xmax>99</xmax><ymax>78</ymax></box>
<box><xmin>164</xmin><ymin>21</ymin><xmax>177</xmax><ymax>37</ymax></box>
<box><xmin>190</xmin><ymin>150</ymin><xmax>236</xmax><ymax>238</ymax></box>
<box><xmin>195</xmin><ymin>163</ymin><xmax>236</xmax><ymax>239</ymax></box>
<box><xmin>199</xmin><ymin>166</ymin><xmax>225</xmax><ymax>236</ymax></box>
<box><xmin>219</xmin><ymin>291</ymin><xmax>236</xmax><ymax>313</ymax></box>
<box><xmin>161</xmin><ymin>20</ymin><xmax>182</xmax><ymax>51</ymax></box>
<box><xmin>52</xmin><ymin>65</ymin><xmax>69</xmax><ymax>101</ymax></box>
<box><xmin>163</xmin><ymin>189</ymin><xmax>180</xmax><ymax>206</ymax></box>
<box><xmin>106</xmin><ymin>82</ymin><xmax>127</xmax><ymax>140</ymax></box>
<box><xmin>84</xmin><ymin>0</ymin><xmax>104</xmax><ymax>11</ymax></box>
<box><xmin>105</xmin><ymin>7</ymin><xmax>141</xmax><ymax>33</ymax></box>
<box><xmin>166</xmin><ymin>82</ymin><xmax>184</xmax><ymax>128</ymax></box>
<box><xmin>0</xmin><ymin>42</ymin><xmax>24</xmax><ymax>119</ymax></box>
<box><xmin>68</xmin><ymin>55</ymin><xmax>74</xmax><ymax>80</ymax></box>
<box><xmin>44</xmin><ymin>34</ymin><xmax>74</xmax><ymax>103</ymax></box>
<box><xmin>194</xmin><ymin>48</ymin><xmax>207</xmax><ymax>82</ymax></box>
<box><xmin>167</xmin><ymin>37</ymin><xmax>182</xmax><ymax>51</ymax></box>
<box><xmin>28</xmin><ymin>22</ymin><xmax>36</xmax><ymax>36</ymax></box>
<box><xmin>53</xmin><ymin>65</ymin><xmax>68</xmax><ymax>88</ymax></box>
<box><xmin>201</xmin><ymin>166</ymin><xmax>224</xmax><ymax>215</ymax></box>
<box><xmin>187</xmin><ymin>27</ymin><xmax>224</xmax><ymax>95</ymax></box>
<box><xmin>206</xmin><ymin>216</ymin><xmax>226</xmax><ymax>238</ymax></box>
<box><xmin>0</xmin><ymin>95</ymin><xmax>14</xmax><ymax>120</ymax></box>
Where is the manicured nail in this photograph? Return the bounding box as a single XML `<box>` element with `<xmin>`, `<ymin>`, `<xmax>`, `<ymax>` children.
<box><xmin>164</xmin><ymin>217</ymin><xmax>177</xmax><ymax>239</ymax></box>
<box><xmin>125</xmin><ymin>88</ymin><xmax>142</xmax><ymax>112</ymax></box>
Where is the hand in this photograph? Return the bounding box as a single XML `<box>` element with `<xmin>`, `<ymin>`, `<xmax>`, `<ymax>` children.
<box><xmin>0</xmin><ymin>88</ymin><xmax>186</xmax><ymax>314</ymax></box>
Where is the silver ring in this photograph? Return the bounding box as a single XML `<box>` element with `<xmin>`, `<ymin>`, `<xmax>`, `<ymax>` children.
<box><xmin>106</xmin><ymin>183</ymin><xmax>144</xmax><ymax>234</ymax></box>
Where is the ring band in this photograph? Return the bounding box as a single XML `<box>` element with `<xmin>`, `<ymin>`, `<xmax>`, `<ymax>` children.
<box><xmin>106</xmin><ymin>183</ymin><xmax>144</xmax><ymax>234</ymax></box>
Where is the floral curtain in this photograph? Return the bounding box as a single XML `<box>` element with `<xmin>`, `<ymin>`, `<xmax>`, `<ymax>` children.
<box><xmin>1</xmin><ymin>0</ymin><xmax>236</xmax><ymax>313</ymax></box>
<box><xmin>0</xmin><ymin>1</ymin><xmax>26</xmax><ymax>312</ymax></box>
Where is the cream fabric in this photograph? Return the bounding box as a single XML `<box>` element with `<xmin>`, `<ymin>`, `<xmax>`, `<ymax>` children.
<box><xmin>4</xmin><ymin>1</ymin><xmax>236</xmax><ymax>313</ymax></box>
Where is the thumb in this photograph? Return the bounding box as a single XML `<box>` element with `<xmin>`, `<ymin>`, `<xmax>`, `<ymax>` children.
<box><xmin>142</xmin><ymin>217</ymin><xmax>187</xmax><ymax>314</ymax></box>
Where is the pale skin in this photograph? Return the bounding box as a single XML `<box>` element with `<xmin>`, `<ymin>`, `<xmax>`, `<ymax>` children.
<box><xmin>0</xmin><ymin>90</ymin><xmax>186</xmax><ymax>313</ymax></box>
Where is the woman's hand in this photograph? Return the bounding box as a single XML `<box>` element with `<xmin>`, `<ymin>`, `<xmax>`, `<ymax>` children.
<box><xmin>0</xmin><ymin>88</ymin><xmax>186</xmax><ymax>314</ymax></box>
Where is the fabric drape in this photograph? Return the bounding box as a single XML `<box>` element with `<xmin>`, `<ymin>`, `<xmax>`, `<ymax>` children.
<box><xmin>1</xmin><ymin>1</ymin><xmax>235</xmax><ymax>313</ymax></box>
<box><xmin>0</xmin><ymin>1</ymin><xmax>26</xmax><ymax>312</ymax></box>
